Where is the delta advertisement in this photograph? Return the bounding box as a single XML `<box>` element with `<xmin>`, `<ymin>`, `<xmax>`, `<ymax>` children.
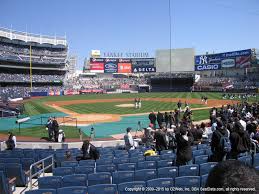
<box><xmin>89</xmin><ymin>58</ymin><xmax>155</xmax><ymax>73</ymax></box>
<box><xmin>195</xmin><ymin>49</ymin><xmax>251</xmax><ymax>71</ymax></box>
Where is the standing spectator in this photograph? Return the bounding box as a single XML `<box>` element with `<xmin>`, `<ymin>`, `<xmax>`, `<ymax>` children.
<box><xmin>154</xmin><ymin>127</ymin><xmax>167</xmax><ymax>154</ymax></box>
<box><xmin>81</xmin><ymin>140</ymin><xmax>99</xmax><ymax>160</ymax></box>
<box><xmin>52</xmin><ymin>117</ymin><xmax>59</xmax><ymax>142</ymax></box>
<box><xmin>175</xmin><ymin>126</ymin><xmax>193</xmax><ymax>166</ymax></box>
<box><xmin>5</xmin><ymin>132</ymin><xmax>16</xmax><ymax>150</ymax></box>
<box><xmin>124</xmin><ymin>127</ymin><xmax>135</xmax><ymax>150</ymax></box>
<box><xmin>169</xmin><ymin>111</ymin><xmax>173</xmax><ymax>129</ymax></box>
<box><xmin>157</xmin><ymin>111</ymin><xmax>164</xmax><ymax>128</ymax></box>
<box><xmin>58</xmin><ymin>129</ymin><xmax>65</xmax><ymax>143</ymax></box>
<box><xmin>138</xmin><ymin>98</ymin><xmax>141</xmax><ymax>109</ymax></box>
<box><xmin>134</xmin><ymin>98</ymin><xmax>138</xmax><ymax>109</ymax></box>
<box><xmin>148</xmin><ymin>111</ymin><xmax>157</xmax><ymax>129</ymax></box>
<box><xmin>46</xmin><ymin>117</ymin><xmax>53</xmax><ymax>141</ymax></box>
<box><xmin>177</xmin><ymin>100</ymin><xmax>182</xmax><ymax>112</ymax></box>
<box><xmin>174</xmin><ymin>109</ymin><xmax>180</xmax><ymax>127</ymax></box>
<box><xmin>164</xmin><ymin>112</ymin><xmax>169</xmax><ymax>129</ymax></box>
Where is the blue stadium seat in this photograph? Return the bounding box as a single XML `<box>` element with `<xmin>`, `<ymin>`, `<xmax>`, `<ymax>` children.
<box><xmin>135</xmin><ymin>169</ymin><xmax>157</xmax><ymax>181</ymax></box>
<box><xmin>157</xmin><ymin>166</ymin><xmax>178</xmax><ymax>178</ymax></box>
<box><xmin>96</xmin><ymin>164</ymin><xmax>116</xmax><ymax>173</ymax></box>
<box><xmin>157</xmin><ymin>160</ymin><xmax>174</xmax><ymax>168</ymax></box>
<box><xmin>114</xmin><ymin>153</ymin><xmax>129</xmax><ymax>158</ymax></box>
<box><xmin>100</xmin><ymin>154</ymin><xmax>114</xmax><ymax>159</ymax></box>
<box><xmin>74</xmin><ymin>166</ymin><xmax>94</xmax><ymax>175</ymax></box>
<box><xmin>88</xmin><ymin>184</ymin><xmax>117</xmax><ymax>194</ymax></box>
<box><xmin>174</xmin><ymin>176</ymin><xmax>200</xmax><ymax>194</ymax></box>
<box><xmin>62</xmin><ymin>174</ymin><xmax>87</xmax><ymax>187</ymax></box>
<box><xmin>238</xmin><ymin>155</ymin><xmax>252</xmax><ymax>166</ymax></box>
<box><xmin>129</xmin><ymin>156</ymin><xmax>145</xmax><ymax>163</ymax></box>
<box><xmin>128</xmin><ymin>149</ymin><xmax>142</xmax><ymax>157</ymax></box>
<box><xmin>118</xmin><ymin>181</ymin><xmax>146</xmax><ymax>194</ymax></box>
<box><xmin>0</xmin><ymin>163</ymin><xmax>5</xmax><ymax>174</ymax></box>
<box><xmin>192</xmin><ymin>149</ymin><xmax>205</xmax><ymax>157</ymax></box>
<box><xmin>0</xmin><ymin>170</ymin><xmax>15</xmax><ymax>194</ymax></box>
<box><xmin>199</xmin><ymin>162</ymin><xmax>217</xmax><ymax>176</ymax></box>
<box><xmin>160</xmin><ymin>150</ymin><xmax>174</xmax><ymax>155</ymax></box>
<box><xmin>205</xmin><ymin>149</ymin><xmax>212</xmax><ymax>156</ymax></box>
<box><xmin>53</xmin><ymin>167</ymin><xmax>74</xmax><ymax>176</ymax></box>
<box><xmin>137</xmin><ymin>161</ymin><xmax>156</xmax><ymax>170</ymax></box>
<box><xmin>78</xmin><ymin>159</ymin><xmax>95</xmax><ymax>167</ymax></box>
<box><xmin>117</xmin><ymin>163</ymin><xmax>136</xmax><ymax>171</ymax></box>
<box><xmin>197</xmin><ymin>144</ymin><xmax>209</xmax><ymax>150</ymax></box>
<box><xmin>25</xmin><ymin>189</ymin><xmax>56</xmax><ymax>194</ymax></box>
<box><xmin>88</xmin><ymin>172</ymin><xmax>111</xmax><ymax>186</ymax></box>
<box><xmin>112</xmin><ymin>171</ymin><xmax>134</xmax><ymax>184</ymax></box>
<box><xmin>38</xmin><ymin>176</ymin><xmax>62</xmax><ymax>189</ymax></box>
<box><xmin>61</xmin><ymin>161</ymin><xmax>78</xmax><ymax>168</ymax></box>
<box><xmin>146</xmin><ymin>178</ymin><xmax>174</xmax><ymax>194</ymax></box>
<box><xmin>253</xmin><ymin>153</ymin><xmax>259</xmax><ymax>167</ymax></box>
<box><xmin>191</xmin><ymin>146</ymin><xmax>197</xmax><ymax>151</ymax></box>
<box><xmin>200</xmin><ymin>174</ymin><xmax>209</xmax><ymax>194</ymax></box>
<box><xmin>194</xmin><ymin>155</ymin><xmax>208</xmax><ymax>165</ymax></box>
<box><xmin>5</xmin><ymin>163</ymin><xmax>28</xmax><ymax>186</ymax></box>
<box><xmin>113</xmin><ymin>158</ymin><xmax>130</xmax><ymax>166</ymax></box>
<box><xmin>255</xmin><ymin>166</ymin><xmax>259</xmax><ymax>171</ymax></box>
<box><xmin>160</xmin><ymin>153</ymin><xmax>176</xmax><ymax>160</ymax></box>
<box><xmin>0</xmin><ymin>158</ymin><xmax>20</xmax><ymax>164</ymax></box>
<box><xmin>145</xmin><ymin>155</ymin><xmax>160</xmax><ymax>161</ymax></box>
<box><xmin>57</xmin><ymin>186</ymin><xmax>87</xmax><ymax>194</ymax></box>
<box><xmin>179</xmin><ymin>164</ymin><xmax>199</xmax><ymax>176</ymax></box>
<box><xmin>96</xmin><ymin>159</ymin><xmax>113</xmax><ymax>165</ymax></box>
<box><xmin>23</xmin><ymin>150</ymin><xmax>36</xmax><ymax>159</ymax></box>
<box><xmin>21</xmin><ymin>158</ymin><xmax>35</xmax><ymax>171</ymax></box>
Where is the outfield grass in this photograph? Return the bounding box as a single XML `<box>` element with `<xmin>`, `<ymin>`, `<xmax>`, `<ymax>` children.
<box><xmin>63</xmin><ymin>101</ymin><xmax>204</xmax><ymax>115</ymax></box>
<box><xmin>0</xmin><ymin>125</ymin><xmax>88</xmax><ymax>138</ymax></box>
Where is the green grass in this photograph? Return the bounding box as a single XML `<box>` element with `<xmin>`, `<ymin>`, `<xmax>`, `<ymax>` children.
<box><xmin>63</xmin><ymin>101</ymin><xmax>204</xmax><ymax>114</ymax></box>
<box><xmin>0</xmin><ymin>125</ymin><xmax>88</xmax><ymax>138</ymax></box>
<box><xmin>192</xmin><ymin>109</ymin><xmax>210</xmax><ymax>121</ymax></box>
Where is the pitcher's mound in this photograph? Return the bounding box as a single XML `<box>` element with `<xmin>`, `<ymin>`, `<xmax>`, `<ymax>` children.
<box><xmin>116</xmin><ymin>104</ymin><xmax>135</xmax><ymax>108</ymax></box>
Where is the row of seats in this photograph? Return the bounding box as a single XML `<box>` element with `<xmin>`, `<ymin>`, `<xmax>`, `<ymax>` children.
<box><xmin>26</xmin><ymin>176</ymin><xmax>208</xmax><ymax>194</ymax></box>
<box><xmin>0</xmin><ymin>171</ymin><xmax>16</xmax><ymax>194</ymax></box>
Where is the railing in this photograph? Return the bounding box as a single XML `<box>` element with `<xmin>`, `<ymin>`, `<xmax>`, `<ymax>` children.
<box><xmin>29</xmin><ymin>155</ymin><xmax>54</xmax><ymax>190</ymax></box>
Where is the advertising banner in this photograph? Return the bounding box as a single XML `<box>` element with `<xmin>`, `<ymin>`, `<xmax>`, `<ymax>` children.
<box><xmin>118</xmin><ymin>63</ymin><xmax>132</xmax><ymax>73</ymax></box>
<box><xmin>104</xmin><ymin>58</ymin><xmax>118</xmax><ymax>73</ymax></box>
<box><xmin>195</xmin><ymin>49</ymin><xmax>251</xmax><ymax>71</ymax></box>
<box><xmin>132</xmin><ymin>65</ymin><xmax>156</xmax><ymax>73</ymax></box>
<box><xmin>90</xmin><ymin>63</ymin><xmax>104</xmax><ymax>73</ymax></box>
<box><xmin>131</xmin><ymin>58</ymin><xmax>155</xmax><ymax>66</ymax></box>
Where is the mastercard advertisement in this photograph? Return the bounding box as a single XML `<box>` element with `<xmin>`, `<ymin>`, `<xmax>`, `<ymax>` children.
<box><xmin>118</xmin><ymin>63</ymin><xmax>132</xmax><ymax>73</ymax></box>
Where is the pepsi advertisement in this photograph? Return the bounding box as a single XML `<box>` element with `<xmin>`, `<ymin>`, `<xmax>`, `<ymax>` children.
<box><xmin>195</xmin><ymin>49</ymin><xmax>251</xmax><ymax>71</ymax></box>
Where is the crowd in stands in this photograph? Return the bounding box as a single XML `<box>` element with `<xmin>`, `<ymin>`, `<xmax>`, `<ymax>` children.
<box><xmin>0</xmin><ymin>41</ymin><xmax>67</xmax><ymax>64</ymax></box>
<box><xmin>0</xmin><ymin>73</ymin><xmax>64</xmax><ymax>82</ymax></box>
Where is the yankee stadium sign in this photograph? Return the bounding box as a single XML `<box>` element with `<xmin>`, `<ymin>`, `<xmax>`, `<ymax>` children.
<box><xmin>103</xmin><ymin>52</ymin><xmax>149</xmax><ymax>58</ymax></box>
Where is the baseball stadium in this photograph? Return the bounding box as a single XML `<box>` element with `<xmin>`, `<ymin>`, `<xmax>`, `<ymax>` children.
<box><xmin>0</xmin><ymin>1</ymin><xmax>259</xmax><ymax>194</ymax></box>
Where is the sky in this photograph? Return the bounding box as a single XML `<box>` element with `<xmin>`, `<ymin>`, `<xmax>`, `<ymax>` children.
<box><xmin>1</xmin><ymin>0</ymin><xmax>259</xmax><ymax>69</ymax></box>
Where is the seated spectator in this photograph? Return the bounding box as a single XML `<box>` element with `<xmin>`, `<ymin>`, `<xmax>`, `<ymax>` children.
<box><xmin>64</xmin><ymin>151</ymin><xmax>73</xmax><ymax>161</ymax></box>
<box><xmin>205</xmin><ymin>160</ymin><xmax>259</xmax><ymax>194</ymax></box>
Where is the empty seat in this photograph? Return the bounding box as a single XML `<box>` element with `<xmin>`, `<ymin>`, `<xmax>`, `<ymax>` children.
<box><xmin>25</xmin><ymin>189</ymin><xmax>56</xmax><ymax>194</ymax></box>
<box><xmin>61</xmin><ymin>161</ymin><xmax>78</xmax><ymax>168</ymax></box>
<box><xmin>0</xmin><ymin>158</ymin><xmax>20</xmax><ymax>164</ymax></box>
<box><xmin>145</xmin><ymin>155</ymin><xmax>160</xmax><ymax>161</ymax></box>
<box><xmin>200</xmin><ymin>174</ymin><xmax>209</xmax><ymax>194</ymax></box>
<box><xmin>146</xmin><ymin>178</ymin><xmax>174</xmax><ymax>194</ymax></box>
<box><xmin>118</xmin><ymin>163</ymin><xmax>136</xmax><ymax>171</ymax></box>
<box><xmin>57</xmin><ymin>186</ymin><xmax>87</xmax><ymax>194</ymax></box>
<box><xmin>160</xmin><ymin>150</ymin><xmax>174</xmax><ymax>155</ymax></box>
<box><xmin>62</xmin><ymin>174</ymin><xmax>87</xmax><ymax>187</ymax></box>
<box><xmin>129</xmin><ymin>156</ymin><xmax>145</xmax><ymax>163</ymax></box>
<box><xmin>160</xmin><ymin>153</ymin><xmax>176</xmax><ymax>160</ymax></box>
<box><xmin>194</xmin><ymin>155</ymin><xmax>208</xmax><ymax>165</ymax></box>
<box><xmin>5</xmin><ymin>163</ymin><xmax>28</xmax><ymax>186</ymax></box>
<box><xmin>192</xmin><ymin>149</ymin><xmax>205</xmax><ymax>157</ymax></box>
<box><xmin>191</xmin><ymin>146</ymin><xmax>197</xmax><ymax>151</ymax></box>
<box><xmin>96</xmin><ymin>159</ymin><xmax>113</xmax><ymax>165</ymax></box>
<box><xmin>157</xmin><ymin>160</ymin><xmax>173</xmax><ymax>168</ymax></box>
<box><xmin>21</xmin><ymin>158</ymin><xmax>35</xmax><ymax>171</ymax></box>
<box><xmin>53</xmin><ymin>167</ymin><xmax>74</xmax><ymax>176</ymax></box>
<box><xmin>158</xmin><ymin>166</ymin><xmax>178</xmax><ymax>178</ymax></box>
<box><xmin>179</xmin><ymin>164</ymin><xmax>199</xmax><ymax>176</ymax></box>
<box><xmin>253</xmin><ymin>154</ymin><xmax>259</xmax><ymax>167</ymax></box>
<box><xmin>96</xmin><ymin>164</ymin><xmax>116</xmax><ymax>173</ymax></box>
<box><xmin>100</xmin><ymin>154</ymin><xmax>114</xmax><ymax>159</ymax></box>
<box><xmin>78</xmin><ymin>159</ymin><xmax>95</xmax><ymax>167</ymax></box>
<box><xmin>174</xmin><ymin>176</ymin><xmax>200</xmax><ymax>194</ymax></box>
<box><xmin>255</xmin><ymin>166</ymin><xmax>259</xmax><ymax>171</ymax></box>
<box><xmin>74</xmin><ymin>166</ymin><xmax>94</xmax><ymax>175</ymax></box>
<box><xmin>118</xmin><ymin>181</ymin><xmax>146</xmax><ymax>194</ymax></box>
<box><xmin>112</xmin><ymin>171</ymin><xmax>134</xmax><ymax>184</ymax></box>
<box><xmin>88</xmin><ymin>184</ymin><xmax>117</xmax><ymax>194</ymax></box>
<box><xmin>113</xmin><ymin>158</ymin><xmax>129</xmax><ymax>166</ymax></box>
<box><xmin>135</xmin><ymin>169</ymin><xmax>157</xmax><ymax>181</ymax></box>
<box><xmin>0</xmin><ymin>170</ymin><xmax>15</xmax><ymax>194</ymax></box>
<box><xmin>88</xmin><ymin>172</ymin><xmax>111</xmax><ymax>186</ymax></box>
<box><xmin>238</xmin><ymin>155</ymin><xmax>252</xmax><ymax>166</ymax></box>
<box><xmin>38</xmin><ymin>176</ymin><xmax>62</xmax><ymax>189</ymax></box>
<box><xmin>199</xmin><ymin>162</ymin><xmax>217</xmax><ymax>176</ymax></box>
<box><xmin>137</xmin><ymin>161</ymin><xmax>156</xmax><ymax>170</ymax></box>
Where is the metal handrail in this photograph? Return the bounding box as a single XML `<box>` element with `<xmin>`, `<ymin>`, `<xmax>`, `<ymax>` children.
<box><xmin>29</xmin><ymin>154</ymin><xmax>54</xmax><ymax>190</ymax></box>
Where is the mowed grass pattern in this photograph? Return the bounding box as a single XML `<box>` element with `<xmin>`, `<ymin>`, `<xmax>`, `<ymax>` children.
<box><xmin>63</xmin><ymin>101</ymin><xmax>204</xmax><ymax>114</ymax></box>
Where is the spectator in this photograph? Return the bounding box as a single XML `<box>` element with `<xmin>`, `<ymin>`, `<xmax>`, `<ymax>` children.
<box><xmin>205</xmin><ymin>160</ymin><xmax>259</xmax><ymax>194</ymax></box>
<box><xmin>148</xmin><ymin>111</ymin><xmax>157</xmax><ymax>129</ymax></box>
<box><xmin>157</xmin><ymin>111</ymin><xmax>164</xmax><ymax>128</ymax></box>
<box><xmin>5</xmin><ymin>132</ymin><xmax>16</xmax><ymax>150</ymax></box>
<box><xmin>58</xmin><ymin>129</ymin><xmax>65</xmax><ymax>143</ymax></box>
<box><xmin>52</xmin><ymin>117</ymin><xmax>59</xmax><ymax>142</ymax></box>
<box><xmin>46</xmin><ymin>117</ymin><xmax>53</xmax><ymax>141</ymax></box>
<box><xmin>175</xmin><ymin>126</ymin><xmax>193</xmax><ymax>166</ymax></box>
<box><xmin>81</xmin><ymin>140</ymin><xmax>99</xmax><ymax>160</ymax></box>
<box><xmin>154</xmin><ymin>126</ymin><xmax>167</xmax><ymax>154</ymax></box>
<box><xmin>64</xmin><ymin>151</ymin><xmax>73</xmax><ymax>161</ymax></box>
<box><xmin>164</xmin><ymin>112</ymin><xmax>169</xmax><ymax>128</ymax></box>
<box><xmin>124</xmin><ymin>127</ymin><xmax>134</xmax><ymax>150</ymax></box>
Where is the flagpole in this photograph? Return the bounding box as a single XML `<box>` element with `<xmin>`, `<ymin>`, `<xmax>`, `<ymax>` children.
<box><xmin>30</xmin><ymin>45</ymin><xmax>32</xmax><ymax>92</ymax></box>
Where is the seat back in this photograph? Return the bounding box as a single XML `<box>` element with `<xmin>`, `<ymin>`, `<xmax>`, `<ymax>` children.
<box><xmin>158</xmin><ymin>167</ymin><xmax>178</xmax><ymax>178</ymax></box>
<box><xmin>238</xmin><ymin>156</ymin><xmax>252</xmax><ymax>166</ymax></box>
<box><xmin>0</xmin><ymin>158</ymin><xmax>20</xmax><ymax>164</ymax></box>
<box><xmin>74</xmin><ymin>166</ymin><xmax>94</xmax><ymax>175</ymax></box>
<box><xmin>197</xmin><ymin>144</ymin><xmax>209</xmax><ymax>150</ymax></box>
<box><xmin>129</xmin><ymin>156</ymin><xmax>145</xmax><ymax>163</ymax></box>
<box><xmin>112</xmin><ymin>171</ymin><xmax>134</xmax><ymax>184</ymax></box>
<box><xmin>118</xmin><ymin>181</ymin><xmax>146</xmax><ymax>194</ymax></box>
<box><xmin>78</xmin><ymin>159</ymin><xmax>95</xmax><ymax>167</ymax></box>
<box><xmin>38</xmin><ymin>176</ymin><xmax>62</xmax><ymax>189</ymax></box>
<box><xmin>5</xmin><ymin>163</ymin><xmax>26</xmax><ymax>186</ymax></box>
<box><xmin>146</xmin><ymin>178</ymin><xmax>174</xmax><ymax>194</ymax></box>
<box><xmin>137</xmin><ymin>161</ymin><xmax>156</xmax><ymax>170</ymax></box>
<box><xmin>118</xmin><ymin>163</ymin><xmax>136</xmax><ymax>171</ymax></box>
<box><xmin>62</xmin><ymin>174</ymin><xmax>87</xmax><ymax>187</ymax></box>
<box><xmin>157</xmin><ymin>160</ymin><xmax>174</xmax><ymax>168</ymax></box>
<box><xmin>253</xmin><ymin>154</ymin><xmax>259</xmax><ymax>167</ymax></box>
<box><xmin>145</xmin><ymin>155</ymin><xmax>160</xmax><ymax>161</ymax></box>
<box><xmin>53</xmin><ymin>167</ymin><xmax>73</xmax><ymax>176</ymax></box>
<box><xmin>200</xmin><ymin>174</ymin><xmax>209</xmax><ymax>194</ymax></box>
<box><xmin>135</xmin><ymin>169</ymin><xmax>157</xmax><ymax>181</ymax></box>
<box><xmin>199</xmin><ymin>162</ymin><xmax>217</xmax><ymax>176</ymax></box>
<box><xmin>88</xmin><ymin>172</ymin><xmax>111</xmax><ymax>186</ymax></box>
<box><xmin>21</xmin><ymin>158</ymin><xmax>35</xmax><ymax>171</ymax></box>
<box><xmin>174</xmin><ymin>176</ymin><xmax>200</xmax><ymax>194</ymax></box>
<box><xmin>194</xmin><ymin>155</ymin><xmax>208</xmax><ymax>165</ymax></box>
<box><xmin>25</xmin><ymin>189</ymin><xmax>56</xmax><ymax>194</ymax></box>
<box><xmin>88</xmin><ymin>184</ymin><xmax>117</xmax><ymax>194</ymax></box>
<box><xmin>192</xmin><ymin>149</ymin><xmax>205</xmax><ymax>157</ymax></box>
<box><xmin>179</xmin><ymin>164</ymin><xmax>199</xmax><ymax>176</ymax></box>
<box><xmin>61</xmin><ymin>161</ymin><xmax>78</xmax><ymax>168</ymax></box>
<box><xmin>0</xmin><ymin>171</ymin><xmax>9</xmax><ymax>194</ymax></box>
<box><xmin>113</xmin><ymin>158</ymin><xmax>129</xmax><ymax>166</ymax></box>
<box><xmin>96</xmin><ymin>159</ymin><xmax>113</xmax><ymax>165</ymax></box>
<box><xmin>160</xmin><ymin>154</ymin><xmax>176</xmax><ymax>160</ymax></box>
<box><xmin>96</xmin><ymin>164</ymin><xmax>116</xmax><ymax>173</ymax></box>
<box><xmin>57</xmin><ymin>186</ymin><xmax>87</xmax><ymax>194</ymax></box>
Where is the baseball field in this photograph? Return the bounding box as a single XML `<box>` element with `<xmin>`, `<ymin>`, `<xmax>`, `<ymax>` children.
<box><xmin>0</xmin><ymin>92</ymin><xmax>257</xmax><ymax>141</ymax></box>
